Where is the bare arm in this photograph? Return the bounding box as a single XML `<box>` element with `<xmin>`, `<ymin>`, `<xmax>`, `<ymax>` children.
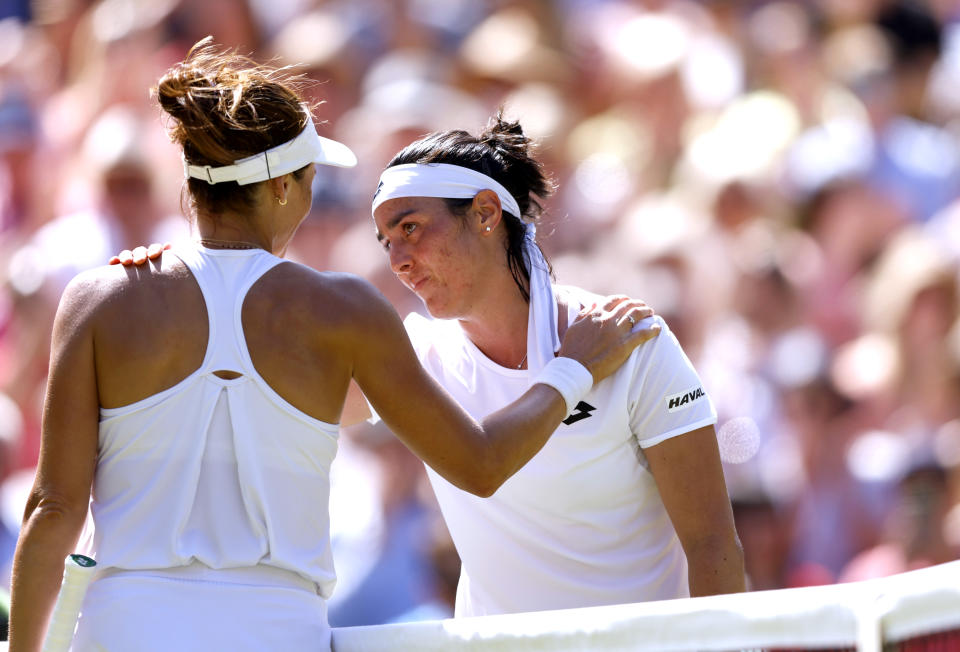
<box><xmin>10</xmin><ymin>275</ymin><xmax>101</xmax><ymax>652</ymax></box>
<box><xmin>348</xmin><ymin>286</ymin><xmax>657</xmax><ymax>497</ymax></box>
<box><xmin>107</xmin><ymin>254</ymin><xmax>660</xmax><ymax>492</ymax></box>
<box><xmin>645</xmin><ymin>425</ymin><xmax>746</xmax><ymax>596</ymax></box>
<box><xmin>339</xmin><ymin>380</ymin><xmax>372</xmax><ymax>428</ymax></box>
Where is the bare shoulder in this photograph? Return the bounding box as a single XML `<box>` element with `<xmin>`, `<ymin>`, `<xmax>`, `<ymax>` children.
<box><xmin>252</xmin><ymin>262</ymin><xmax>399</xmax><ymax>332</ymax></box>
<box><xmin>56</xmin><ymin>263</ymin><xmax>150</xmax><ymax>320</ymax></box>
<box><xmin>61</xmin><ymin>256</ymin><xmax>193</xmax><ymax>318</ymax></box>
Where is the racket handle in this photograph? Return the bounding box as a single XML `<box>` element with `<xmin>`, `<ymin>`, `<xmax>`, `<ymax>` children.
<box><xmin>42</xmin><ymin>554</ymin><xmax>97</xmax><ymax>652</ymax></box>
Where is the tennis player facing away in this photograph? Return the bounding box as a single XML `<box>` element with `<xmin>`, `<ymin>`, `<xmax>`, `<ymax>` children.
<box><xmin>366</xmin><ymin>116</ymin><xmax>746</xmax><ymax>616</ymax></box>
<box><xmin>8</xmin><ymin>43</ymin><xmax>656</xmax><ymax>652</ymax></box>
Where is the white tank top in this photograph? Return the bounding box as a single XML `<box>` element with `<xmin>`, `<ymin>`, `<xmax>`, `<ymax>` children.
<box><xmin>91</xmin><ymin>244</ymin><xmax>340</xmax><ymax>597</ymax></box>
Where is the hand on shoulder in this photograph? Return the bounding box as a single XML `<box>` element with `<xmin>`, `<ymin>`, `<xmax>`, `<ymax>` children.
<box><xmin>109</xmin><ymin>243</ymin><xmax>170</xmax><ymax>266</ymax></box>
<box><xmin>559</xmin><ymin>295</ymin><xmax>661</xmax><ymax>383</ymax></box>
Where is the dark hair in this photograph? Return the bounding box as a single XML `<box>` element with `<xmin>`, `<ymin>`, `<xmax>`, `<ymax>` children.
<box><xmin>875</xmin><ymin>0</ymin><xmax>942</xmax><ymax>65</ymax></box>
<box><xmin>385</xmin><ymin>112</ymin><xmax>555</xmax><ymax>302</ymax></box>
<box><xmin>155</xmin><ymin>38</ymin><xmax>311</xmax><ymax>217</ymax></box>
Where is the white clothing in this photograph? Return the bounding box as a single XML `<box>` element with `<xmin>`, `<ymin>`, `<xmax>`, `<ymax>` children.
<box><xmin>404</xmin><ymin>286</ymin><xmax>717</xmax><ymax>617</ymax></box>
<box><xmin>80</xmin><ymin>244</ymin><xmax>339</xmax><ymax>647</ymax></box>
<box><xmin>73</xmin><ymin>564</ymin><xmax>329</xmax><ymax>652</ymax></box>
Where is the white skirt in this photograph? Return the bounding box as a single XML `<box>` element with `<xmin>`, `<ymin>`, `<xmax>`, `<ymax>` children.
<box><xmin>71</xmin><ymin>563</ymin><xmax>330</xmax><ymax>652</ymax></box>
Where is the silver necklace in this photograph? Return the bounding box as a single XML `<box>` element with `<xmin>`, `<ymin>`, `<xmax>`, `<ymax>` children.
<box><xmin>517</xmin><ymin>353</ymin><xmax>527</xmax><ymax>369</ymax></box>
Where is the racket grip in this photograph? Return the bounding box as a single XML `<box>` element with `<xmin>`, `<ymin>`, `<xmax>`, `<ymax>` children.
<box><xmin>42</xmin><ymin>554</ymin><xmax>97</xmax><ymax>652</ymax></box>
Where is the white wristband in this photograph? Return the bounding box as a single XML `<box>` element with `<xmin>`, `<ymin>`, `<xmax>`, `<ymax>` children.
<box><xmin>533</xmin><ymin>357</ymin><xmax>594</xmax><ymax>417</ymax></box>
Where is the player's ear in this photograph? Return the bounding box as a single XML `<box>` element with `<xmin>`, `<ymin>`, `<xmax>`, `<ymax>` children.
<box><xmin>471</xmin><ymin>190</ymin><xmax>503</xmax><ymax>235</ymax></box>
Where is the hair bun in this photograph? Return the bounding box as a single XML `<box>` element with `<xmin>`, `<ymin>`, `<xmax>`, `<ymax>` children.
<box><xmin>479</xmin><ymin>111</ymin><xmax>534</xmax><ymax>161</ymax></box>
<box><xmin>153</xmin><ymin>38</ymin><xmax>308</xmax><ymax>168</ymax></box>
<box><xmin>154</xmin><ymin>38</ymin><xmax>314</xmax><ymax>216</ymax></box>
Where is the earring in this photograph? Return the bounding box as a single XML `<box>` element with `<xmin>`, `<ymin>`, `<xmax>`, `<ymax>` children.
<box><xmin>485</xmin><ymin>226</ymin><xmax>491</xmax><ymax>232</ymax></box>
<box><xmin>278</xmin><ymin>197</ymin><xmax>288</xmax><ymax>206</ymax></box>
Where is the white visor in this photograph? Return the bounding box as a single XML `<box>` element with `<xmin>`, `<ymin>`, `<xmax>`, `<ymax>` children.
<box><xmin>371</xmin><ymin>163</ymin><xmax>522</xmax><ymax>218</ymax></box>
<box><xmin>184</xmin><ymin>112</ymin><xmax>357</xmax><ymax>186</ymax></box>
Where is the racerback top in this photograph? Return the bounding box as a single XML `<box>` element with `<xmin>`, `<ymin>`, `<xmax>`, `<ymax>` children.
<box><xmin>90</xmin><ymin>244</ymin><xmax>340</xmax><ymax>597</ymax></box>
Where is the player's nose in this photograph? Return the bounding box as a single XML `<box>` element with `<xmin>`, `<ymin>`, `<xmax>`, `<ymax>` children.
<box><xmin>389</xmin><ymin>242</ymin><xmax>413</xmax><ymax>273</ymax></box>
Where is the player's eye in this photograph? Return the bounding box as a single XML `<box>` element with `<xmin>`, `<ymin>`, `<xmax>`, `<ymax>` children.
<box><xmin>402</xmin><ymin>222</ymin><xmax>417</xmax><ymax>236</ymax></box>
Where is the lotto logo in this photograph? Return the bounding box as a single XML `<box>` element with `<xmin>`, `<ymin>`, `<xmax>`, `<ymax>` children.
<box><xmin>563</xmin><ymin>401</ymin><xmax>596</xmax><ymax>425</ymax></box>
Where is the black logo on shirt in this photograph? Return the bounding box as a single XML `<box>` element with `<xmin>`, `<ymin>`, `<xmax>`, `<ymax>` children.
<box><xmin>563</xmin><ymin>401</ymin><xmax>596</xmax><ymax>425</ymax></box>
<box><xmin>666</xmin><ymin>386</ymin><xmax>705</xmax><ymax>412</ymax></box>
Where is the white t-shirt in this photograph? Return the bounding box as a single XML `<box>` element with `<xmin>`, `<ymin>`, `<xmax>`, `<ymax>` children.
<box><xmin>404</xmin><ymin>285</ymin><xmax>717</xmax><ymax>617</ymax></box>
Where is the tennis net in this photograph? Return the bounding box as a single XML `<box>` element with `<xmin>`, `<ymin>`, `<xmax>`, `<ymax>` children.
<box><xmin>331</xmin><ymin>561</ymin><xmax>960</xmax><ymax>652</ymax></box>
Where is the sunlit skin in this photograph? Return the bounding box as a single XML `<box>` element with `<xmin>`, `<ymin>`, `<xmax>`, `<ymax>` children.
<box><xmin>373</xmin><ymin>191</ymin><xmax>535</xmax><ymax>370</ymax></box>
<box><xmin>197</xmin><ymin>163</ymin><xmax>316</xmax><ymax>255</ymax></box>
<box><xmin>375</xmin><ymin>196</ymin><xmax>490</xmax><ymax>318</ymax></box>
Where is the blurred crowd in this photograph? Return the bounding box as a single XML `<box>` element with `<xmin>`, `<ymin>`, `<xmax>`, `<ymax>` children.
<box><xmin>1</xmin><ymin>0</ymin><xmax>959</xmax><ymax>628</ymax></box>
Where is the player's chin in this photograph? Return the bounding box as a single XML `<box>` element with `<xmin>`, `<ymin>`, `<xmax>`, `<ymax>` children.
<box><xmin>421</xmin><ymin>295</ymin><xmax>456</xmax><ymax>320</ymax></box>
<box><xmin>423</xmin><ymin>304</ymin><xmax>452</xmax><ymax>320</ymax></box>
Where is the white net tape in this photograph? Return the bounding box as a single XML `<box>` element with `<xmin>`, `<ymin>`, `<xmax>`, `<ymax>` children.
<box><xmin>331</xmin><ymin>561</ymin><xmax>960</xmax><ymax>652</ymax></box>
<box><xmin>5</xmin><ymin>561</ymin><xmax>956</xmax><ymax>651</ymax></box>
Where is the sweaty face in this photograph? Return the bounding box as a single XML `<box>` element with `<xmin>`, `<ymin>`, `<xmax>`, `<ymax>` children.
<box><xmin>373</xmin><ymin>196</ymin><xmax>485</xmax><ymax>319</ymax></box>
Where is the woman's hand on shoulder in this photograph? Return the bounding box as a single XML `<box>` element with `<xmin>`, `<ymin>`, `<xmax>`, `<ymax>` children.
<box><xmin>109</xmin><ymin>242</ymin><xmax>170</xmax><ymax>266</ymax></box>
<box><xmin>559</xmin><ymin>295</ymin><xmax>660</xmax><ymax>383</ymax></box>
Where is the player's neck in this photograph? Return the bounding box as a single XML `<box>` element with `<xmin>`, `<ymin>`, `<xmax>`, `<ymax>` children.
<box><xmin>458</xmin><ymin>287</ymin><xmax>532</xmax><ymax>370</ymax></box>
<box><xmin>196</xmin><ymin>212</ymin><xmax>278</xmax><ymax>254</ymax></box>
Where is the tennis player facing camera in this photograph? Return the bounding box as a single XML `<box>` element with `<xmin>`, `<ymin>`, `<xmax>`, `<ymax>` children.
<box><xmin>365</xmin><ymin>117</ymin><xmax>746</xmax><ymax>616</ymax></box>
<box><xmin>8</xmin><ymin>43</ymin><xmax>655</xmax><ymax>652</ymax></box>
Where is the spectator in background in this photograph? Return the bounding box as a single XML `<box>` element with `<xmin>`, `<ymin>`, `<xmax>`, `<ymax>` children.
<box><xmin>731</xmin><ymin>491</ymin><xmax>792</xmax><ymax>591</ymax></box>
<box><xmin>30</xmin><ymin>104</ymin><xmax>191</xmax><ymax>295</ymax></box>
<box><xmin>326</xmin><ymin>422</ymin><xmax>442</xmax><ymax>627</ymax></box>
<box><xmin>868</xmin><ymin>0</ymin><xmax>960</xmax><ymax>222</ymax></box>
<box><xmin>840</xmin><ymin>460</ymin><xmax>958</xmax><ymax>581</ymax></box>
<box><xmin>0</xmin><ymin>88</ymin><xmax>37</xmax><ymax>236</ymax></box>
<box><xmin>781</xmin><ymin>375</ymin><xmax>884</xmax><ymax>584</ymax></box>
<box><xmin>0</xmin><ymin>393</ymin><xmax>20</xmax><ymax>589</ymax></box>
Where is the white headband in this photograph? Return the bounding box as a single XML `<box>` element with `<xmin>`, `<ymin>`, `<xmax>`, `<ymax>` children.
<box><xmin>184</xmin><ymin>112</ymin><xmax>357</xmax><ymax>186</ymax></box>
<box><xmin>372</xmin><ymin>162</ymin><xmax>560</xmax><ymax>372</ymax></box>
<box><xmin>371</xmin><ymin>163</ymin><xmax>522</xmax><ymax>218</ymax></box>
